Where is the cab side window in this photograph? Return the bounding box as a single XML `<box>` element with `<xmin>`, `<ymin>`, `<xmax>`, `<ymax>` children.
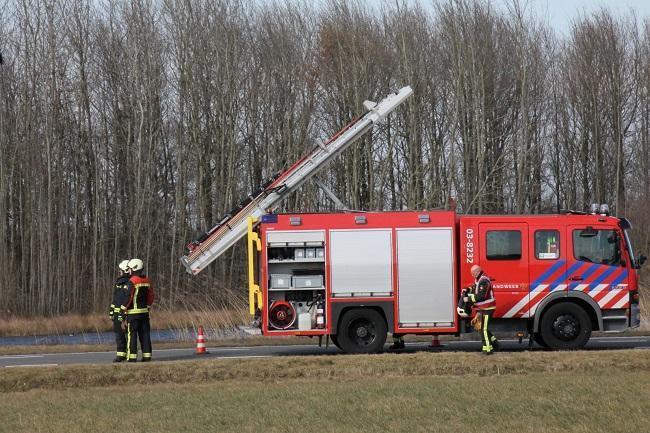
<box><xmin>573</xmin><ymin>229</ymin><xmax>620</xmax><ymax>266</ymax></box>
<box><xmin>486</xmin><ymin>230</ymin><xmax>521</xmax><ymax>260</ymax></box>
<box><xmin>535</xmin><ymin>230</ymin><xmax>560</xmax><ymax>260</ymax></box>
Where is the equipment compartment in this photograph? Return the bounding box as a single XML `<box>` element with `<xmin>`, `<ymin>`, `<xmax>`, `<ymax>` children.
<box><xmin>267</xmin><ymin>290</ymin><xmax>326</xmax><ymax>331</ymax></box>
<box><xmin>266</xmin><ymin>231</ymin><xmax>327</xmax><ymax>332</ymax></box>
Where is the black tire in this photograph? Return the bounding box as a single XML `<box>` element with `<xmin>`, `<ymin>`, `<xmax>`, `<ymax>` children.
<box><xmin>329</xmin><ymin>334</ymin><xmax>342</xmax><ymax>350</ymax></box>
<box><xmin>539</xmin><ymin>302</ymin><xmax>592</xmax><ymax>350</ymax></box>
<box><xmin>336</xmin><ymin>308</ymin><xmax>387</xmax><ymax>354</ymax></box>
<box><xmin>532</xmin><ymin>333</ymin><xmax>549</xmax><ymax>349</ymax></box>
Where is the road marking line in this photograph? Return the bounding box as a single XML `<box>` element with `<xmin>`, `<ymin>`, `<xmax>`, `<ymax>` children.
<box><xmin>0</xmin><ymin>355</ymin><xmax>45</xmax><ymax>359</ymax></box>
<box><xmin>215</xmin><ymin>355</ymin><xmax>272</xmax><ymax>360</ymax></box>
<box><xmin>39</xmin><ymin>351</ymin><xmax>114</xmax><ymax>356</ymax></box>
<box><xmin>591</xmin><ymin>338</ymin><xmax>647</xmax><ymax>343</ymax></box>
<box><xmin>207</xmin><ymin>348</ymin><xmax>252</xmax><ymax>352</ymax></box>
<box><xmin>5</xmin><ymin>363</ymin><xmax>58</xmax><ymax>368</ymax></box>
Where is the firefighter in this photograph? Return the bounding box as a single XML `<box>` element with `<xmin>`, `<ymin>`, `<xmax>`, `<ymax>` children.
<box><xmin>121</xmin><ymin>258</ymin><xmax>155</xmax><ymax>362</ymax></box>
<box><xmin>108</xmin><ymin>260</ymin><xmax>130</xmax><ymax>362</ymax></box>
<box><xmin>465</xmin><ymin>264</ymin><xmax>499</xmax><ymax>355</ymax></box>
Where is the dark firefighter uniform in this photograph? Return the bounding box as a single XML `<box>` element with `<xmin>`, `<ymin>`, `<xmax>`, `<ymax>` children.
<box><xmin>468</xmin><ymin>272</ymin><xmax>499</xmax><ymax>354</ymax></box>
<box><xmin>108</xmin><ymin>275</ymin><xmax>130</xmax><ymax>362</ymax></box>
<box><xmin>121</xmin><ymin>273</ymin><xmax>155</xmax><ymax>362</ymax></box>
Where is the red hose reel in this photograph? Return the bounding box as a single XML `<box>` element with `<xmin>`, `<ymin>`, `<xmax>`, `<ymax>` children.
<box><xmin>268</xmin><ymin>301</ymin><xmax>296</xmax><ymax>330</ymax></box>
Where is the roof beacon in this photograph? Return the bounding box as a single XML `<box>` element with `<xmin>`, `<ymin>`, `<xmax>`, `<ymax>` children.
<box><xmin>599</xmin><ymin>204</ymin><xmax>610</xmax><ymax>216</ymax></box>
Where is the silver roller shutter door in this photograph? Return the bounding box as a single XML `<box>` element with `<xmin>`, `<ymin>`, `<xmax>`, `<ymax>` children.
<box><xmin>330</xmin><ymin>229</ymin><xmax>393</xmax><ymax>296</ymax></box>
<box><xmin>397</xmin><ymin>228</ymin><xmax>454</xmax><ymax>325</ymax></box>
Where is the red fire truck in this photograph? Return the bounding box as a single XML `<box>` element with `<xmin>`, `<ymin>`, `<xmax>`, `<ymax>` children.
<box><xmin>181</xmin><ymin>87</ymin><xmax>644</xmax><ymax>353</ymax></box>
<box><xmin>245</xmin><ymin>208</ymin><xmax>643</xmax><ymax>353</ymax></box>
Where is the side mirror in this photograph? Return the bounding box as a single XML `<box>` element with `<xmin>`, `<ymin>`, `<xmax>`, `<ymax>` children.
<box><xmin>639</xmin><ymin>254</ymin><xmax>647</xmax><ymax>267</ymax></box>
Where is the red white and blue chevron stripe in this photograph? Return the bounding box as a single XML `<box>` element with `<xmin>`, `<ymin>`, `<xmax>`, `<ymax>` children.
<box><xmin>501</xmin><ymin>260</ymin><xmax>629</xmax><ymax>318</ymax></box>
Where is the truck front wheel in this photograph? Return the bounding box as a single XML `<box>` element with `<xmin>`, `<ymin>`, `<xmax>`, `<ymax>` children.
<box><xmin>539</xmin><ymin>303</ymin><xmax>592</xmax><ymax>350</ymax></box>
<box><xmin>337</xmin><ymin>309</ymin><xmax>387</xmax><ymax>354</ymax></box>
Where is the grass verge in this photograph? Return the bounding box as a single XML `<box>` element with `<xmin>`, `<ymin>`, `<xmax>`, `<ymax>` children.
<box><xmin>1</xmin><ymin>349</ymin><xmax>649</xmax><ymax>393</ymax></box>
<box><xmin>0</xmin><ymin>351</ymin><xmax>648</xmax><ymax>433</ymax></box>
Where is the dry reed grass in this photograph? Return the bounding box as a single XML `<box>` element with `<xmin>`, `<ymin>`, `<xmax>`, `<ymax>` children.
<box><xmin>0</xmin><ymin>308</ymin><xmax>249</xmax><ymax>338</ymax></box>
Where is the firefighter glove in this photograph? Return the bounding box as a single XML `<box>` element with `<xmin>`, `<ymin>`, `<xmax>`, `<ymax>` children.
<box><xmin>471</xmin><ymin>314</ymin><xmax>482</xmax><ymax>331</ymax></box>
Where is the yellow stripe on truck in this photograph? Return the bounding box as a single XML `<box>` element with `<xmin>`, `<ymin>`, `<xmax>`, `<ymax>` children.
<box><xmin>247</xmin><ymin>217</ymin><xmax>262</xmax><ymax>316</ymax></box>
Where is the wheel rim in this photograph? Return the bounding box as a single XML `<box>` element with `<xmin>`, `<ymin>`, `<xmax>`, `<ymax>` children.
<box><xmin>349</xmin><ymin>318</ymin><xmax>376</xmax><ymax>347</ymax></box>
<box><xmin>552</xmin><ymin>314</ymin><xmax>580</xmax><ymax>341</ymax></box>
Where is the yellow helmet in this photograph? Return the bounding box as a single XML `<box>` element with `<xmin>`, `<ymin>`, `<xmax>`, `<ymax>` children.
<box><xmin>118</xmin><ymin>260</ymin><xmax>130</xmax><ymax>272</ymax></box>
<box><xmin>128</xmin><ymin>258</ymin><xmax>144</xmax><ymax>272</ymax></box>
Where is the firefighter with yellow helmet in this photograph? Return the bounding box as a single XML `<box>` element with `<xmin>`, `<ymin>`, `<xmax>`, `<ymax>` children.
<box><xmin>120</xmin><ymin>258</ymin><xmax>155</xmax><ymax>362</ymax></box>
<box><xmin>108</xmin><ymin>260</ymin><xmax>130</xmax><ymax>362</ymax></box>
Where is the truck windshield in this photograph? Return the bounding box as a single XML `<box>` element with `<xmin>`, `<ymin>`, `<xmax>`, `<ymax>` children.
<box><xmin>573</xmin><ymin>229</ymin><xmax>620</xmax><ymax>266</ymax></box>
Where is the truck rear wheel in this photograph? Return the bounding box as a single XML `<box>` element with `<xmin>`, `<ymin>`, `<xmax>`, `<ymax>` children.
<box><xmin>337</xmin><ymin>308</ymin><xmax>387</xmax><ymax>354</ymax></box>
<box><xmin>540</xmin><ymin>303</ymin><xmax>592</xmax><ymax>350</ymax></box>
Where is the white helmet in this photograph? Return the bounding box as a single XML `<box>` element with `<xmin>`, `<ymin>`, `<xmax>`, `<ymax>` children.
<box><xmin>128</xmin><ymin>258</ymin><xmax>144</xmax><ymax>272</ymax></box>
<box><xmin>118</xmin><ymin>260</ymin><xmax>130</xmax><ymax>272</ymax></box>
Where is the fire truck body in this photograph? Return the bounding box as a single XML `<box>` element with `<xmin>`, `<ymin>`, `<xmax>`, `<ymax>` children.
<box><xmin>180</xmin><ymin>87</ymin><xmax>643</xmax><ymax>353</ymax></box>
<box><xmin>250</xmin><ymin>209</ymin><xmax>642</xmax><ymax>353</ymax></box>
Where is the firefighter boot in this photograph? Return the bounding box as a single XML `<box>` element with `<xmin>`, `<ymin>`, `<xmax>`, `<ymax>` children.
<box><xmin>491</xmin><ymin>337</ymin><xmax>500</xmax><ymax>352</ymax></box>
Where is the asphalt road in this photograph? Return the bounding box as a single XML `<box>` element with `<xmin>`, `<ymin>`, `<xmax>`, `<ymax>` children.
<box><xmin>1</xmin><ymin>335</ymin><xmax>649</xmax><ymax>368</ymax></box>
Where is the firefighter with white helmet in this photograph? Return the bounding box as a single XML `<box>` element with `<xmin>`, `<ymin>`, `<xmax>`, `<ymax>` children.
<box><xmin>120</xmin><ymin>258</ymin><xmax>155</xmax><ymax>362</ymax></box>
<box><xmin>465</xmin><ymin>264</ymin><xmax>499</xmax><ymax>354</ymax></box>
<box><xmin>108</xmin><ymin>260</ymin><xmax>131</xmax><ymax>362</ymax></box>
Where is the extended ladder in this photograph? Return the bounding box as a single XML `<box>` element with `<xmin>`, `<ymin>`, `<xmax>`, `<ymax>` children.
<box><xmin>180</xmin><ymin>86</ymin><xmax>413</xmax><ymax>275</ymax></box>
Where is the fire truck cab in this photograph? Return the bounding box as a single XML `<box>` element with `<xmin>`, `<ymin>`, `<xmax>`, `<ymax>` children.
<box><xmin>248</xmin><ymin>208</ymin><xmax>643</xmax><ymax>353</ymax></box>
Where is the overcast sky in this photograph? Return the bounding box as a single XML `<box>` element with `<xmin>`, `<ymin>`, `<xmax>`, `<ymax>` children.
<box><xmin>503</xmin><ymin>0</ymin><xmax>649</xmax><ymax>34</ymax></box>
<box><xmin>364</xmin><ymin>1</ymin><xmax>649</xmax><ymax>35</ymax></box>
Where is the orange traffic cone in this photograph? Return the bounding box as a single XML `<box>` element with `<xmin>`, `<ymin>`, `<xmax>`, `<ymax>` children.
<box><xmin>429</xmin><ymin>335</ymin><xmax>441</xmax><ymax>348</ymax></box>
<box><xmin>196</xmin><ymin>326</ymin><xmax>207</xmax><ymax>355</ymax></box>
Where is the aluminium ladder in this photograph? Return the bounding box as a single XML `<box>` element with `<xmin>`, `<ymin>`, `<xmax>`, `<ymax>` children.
<box><xmin>180</xmin><ymin>86</ymin><xmax>413</xmax><ymax>275</ymax></box>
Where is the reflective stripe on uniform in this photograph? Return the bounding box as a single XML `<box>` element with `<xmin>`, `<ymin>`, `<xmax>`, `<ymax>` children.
<box><xmin>133</xmin><ymin>283</ymin><xmax>149</xmax><ymax>311</ymax></box>
<box><xmin>116</xmin><ymin>352</ymin><xmax>126</xmax><ymax>357</ymax></box>
<box><xmin>482</xmin><ymin>314</ymin><xmax>492</xmax><ymax>352</ymax></box>
<box><xmin>142</xmin><ymin>353</ymin><xmax>152</xmax><ymax>358</ymax></box>
<box><xmin>127</xmin><ymin>307</ymin><xmax>149</xmax><ymax>314</ymax></box>
<box><xmin>126</xmin><ymin>323</ymin><xmax>131</xmax><ymax>359</ymax></box>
